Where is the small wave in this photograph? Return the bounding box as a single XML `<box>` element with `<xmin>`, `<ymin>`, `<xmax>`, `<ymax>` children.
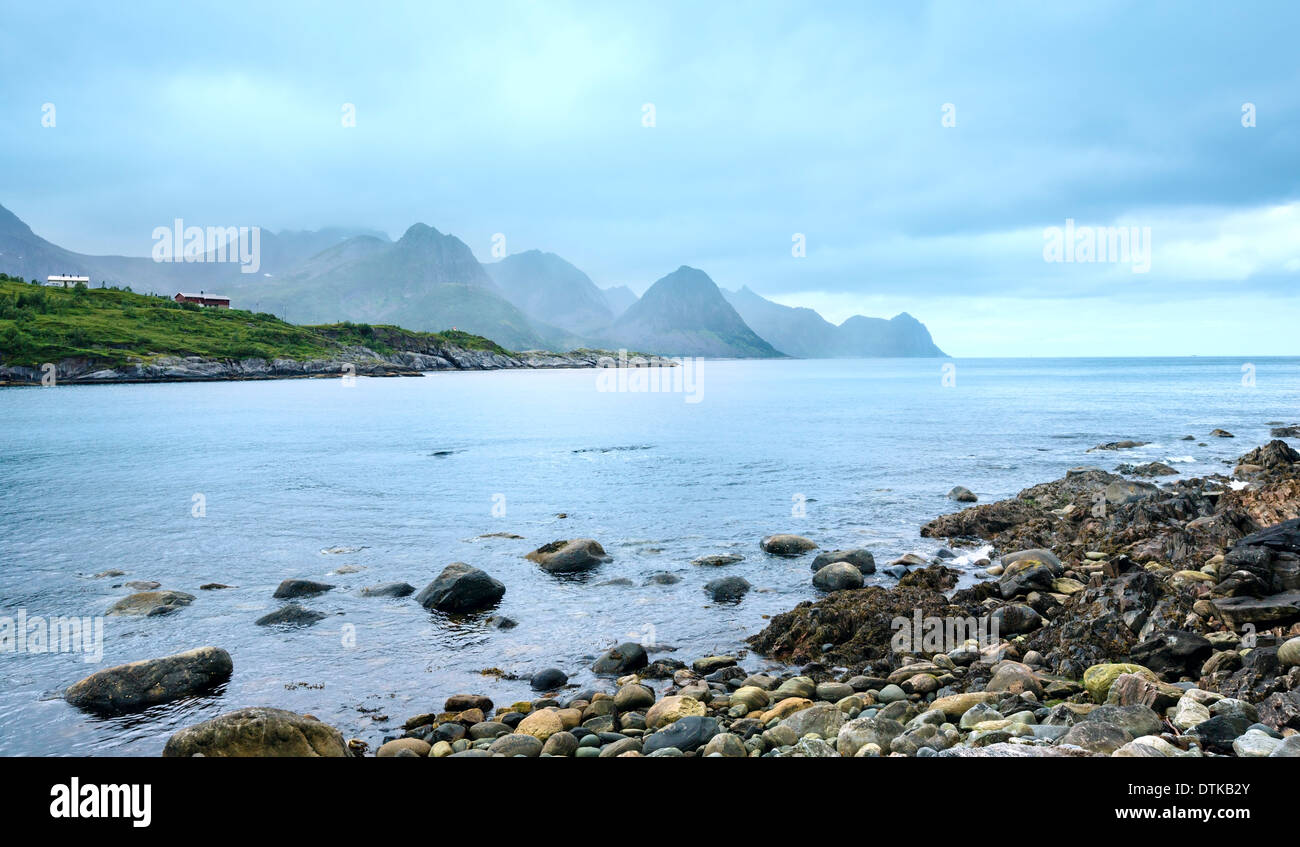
<box><xmin>1164</xmin><ymin>456</ymin><xmax>1195</xmax><ymax>464</ymax></box>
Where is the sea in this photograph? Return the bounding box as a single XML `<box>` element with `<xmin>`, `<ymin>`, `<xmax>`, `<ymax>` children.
<box><xmin>1</xmin><ymin>356</ymin><xmax>1297</xmax><ymax>754</ymax></box>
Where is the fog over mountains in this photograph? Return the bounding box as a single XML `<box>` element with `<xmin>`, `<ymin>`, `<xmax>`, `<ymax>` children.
<box><xmin>0</xmin><ymin>203</ymin><xmax>944</xmax><ymax>358</ymax></box>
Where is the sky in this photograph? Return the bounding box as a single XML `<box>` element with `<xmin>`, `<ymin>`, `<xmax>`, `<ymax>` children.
<box><xmin>1</xmin><ymin>0</ymin><xmax>1298</xmax><ymax>356</ymax></box>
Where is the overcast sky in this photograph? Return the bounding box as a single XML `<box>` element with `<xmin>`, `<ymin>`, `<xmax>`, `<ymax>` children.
<box><xmin>2</xmin><ymin>1</ymin><xmax>1297</xmax><ymax>356</ymax></box>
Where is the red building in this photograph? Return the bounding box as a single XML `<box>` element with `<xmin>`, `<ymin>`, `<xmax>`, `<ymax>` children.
<box><xmin>174</xmin><ymin>292</ymin><xmax>231</xmax><ymax>308</ymax></box>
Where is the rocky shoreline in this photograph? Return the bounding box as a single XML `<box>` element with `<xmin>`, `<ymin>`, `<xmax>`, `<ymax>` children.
<box><xmin>0</xmin><ymin>345</ymin><xmax>676</xmax><ymax>386</ymax></box>
<box><xmin>61</xmin><ymin>433</ymin><xmax>1300</xmax><ymax>757</ymax></box>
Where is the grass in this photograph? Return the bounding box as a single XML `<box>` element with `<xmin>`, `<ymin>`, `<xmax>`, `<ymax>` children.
<box><xmin>0</xmin><ymin>275</ymin><xmax>510</xmax><ymax>369</ymax></box>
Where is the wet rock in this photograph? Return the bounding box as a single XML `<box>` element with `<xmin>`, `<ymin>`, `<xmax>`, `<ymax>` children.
<box><xmin>1081</xmin><ymin>704</ymin><xmax>1162</xmax><ymax>739</ymax></box>
<box><xmin>525</xmin><ymin>538</ymin><xmax>610</xmax><ymax>573</ymax></box>
<box><xmin>948</xmin><ymin>486</ymin><xmax>978</xmax><ymax>502</ymax></box>
<box><xmin>414</xmin><ymin>563</ymin><xmax>505</xmax><ymax>612</ymax></box>
<box><xmin>445</xmin><ymin>694</ymin><xmax>493</xmax><ymax>713</ymax></box>
<box><xmin>702</xmin><ymin>732</ymin><xmax>747</xmax><ymax>757</ymax></box>
<box><xmin>990</xmin><ymin>603</ymin><xmax>1042</xmax><ymax>635</ymax></box>
<box><xmin>107</xmin><ymin>590</ymin><xmax>195</xmax><ymax>617</ymax></box>
<box><xmin>255</xmin><ymin>603</ymin><xmax>326</xmax><ymax>627</ymax></box>
<box><xmin>529</xmin><ymin>667</ymin><xmax>568</xmax><ymax>691</ymax></box>
<box><xmin>692</xmin><ymin>655</ymin><xmax>737</xmax><ymax>674</ymax></box>
<box><xmin>1188</xmin><ymin>714</ymin><xmax>1252</xmax><ymax>754</ymax></box>
<box><xmin>1210</xmin><ymin>429</ymin><xmax>1234</xmax><ymax>438</ymax></box>
<box><xmin>760</xmin><ymin>534</ymin><xmax>817</xmax><ymax>556</ymax></box>
<box><xmin>810</xmin><ymin>548</ymin><xmax>876</xmax><ymax>573</ymax></box>
<box><xmin>704</xmin><ymin>576</ymin><xmax>751</xmax><ymax>602</ymax></box>
<box><xmin>613</xmin><ymin>683</ymin><xmax>656</xmax><ymax>711</ymax></box>
<box><xmin>359</xmin><ymin>582</ymin><xmax>415</xmax><ymax>598</ymax></box>
<box><xmin>1088</xmin><ymin>440</ymin><xmax>1149</xmax><ymax>451</ymax></box>
<box><xmin>541</xmin><ymin>731</ymin><xmax>578</xmax><ymax>756</ymax></box>
<box><xmin>812</xmin><ymin>562</ymin><xmax>864</xmax><ymax>592</ymax></box>
<box><xmin>123</xmin><ymin>580</ymin><xmax>160</xmax><ymax>591</ymax></box>
<box><xmin>999</xmin><ymin>562</ymin><xmax>1055</xmax><ymax>599</ymax></box>
<box><xmin>591</xmin><ymin>642</ymin><xmax>648</xmax><ymax>675</ymax></box>
<box><xmin>272</xmin><ymin>579</ymin><xmax>334</xmax><ymax>599</ymax></box>
<box><xmin>65</xmin><ymin>646</ymin><xmax>233</xmax><ymax>715</ymax></box>
<box><xmin>692</xmin><ymin>554</ymin><xmax>743</xmax><ymax>567</ymax></box>
<box><xmin>645</xmin><ymin>572</ymin><xmax>680</xmax><ymax>585</ymax></box>
<box><xmin>162</xmin><ymin>707</ymin><xmax>351</xmax><ymax>757</ymax></box>
<box><xmin>1105</xmin><ymin>480</ymin><xmax>1160</xmax><ymax>506</ymax></box>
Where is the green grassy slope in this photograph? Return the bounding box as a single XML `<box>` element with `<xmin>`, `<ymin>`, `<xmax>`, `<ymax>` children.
<box><xmin>0</xmin><ymin>275</ymin><xmax>509</xmax><ymax>369</ymax></box>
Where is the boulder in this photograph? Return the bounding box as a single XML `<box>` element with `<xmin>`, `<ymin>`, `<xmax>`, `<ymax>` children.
<box><xmin>781</xmin><ymin>703</ymin><xmax>845</xmax><ymax>738</ymax></box>
<box><xmin>515</xmin><ymin>709</ymin><xmax>563</xmax><ymax>740</ymax></box>
<box><xmin>414</xmin><ymin>563</ymin><xmax>505</xmax><ymax>612</ymax></box>
<box><xmin>529</xmin><ymin>667</ymin><xmax>568</xmax><ymax>691</ymax></box>
<box><xmin>1129</xmin><ymin>630</ymin><xmax>1213</xmax><ymax>677</ymax></box>
<box><xmin>488</xmin><ymin>733</ymin><xmax>543</xmax><ymax>757</ymax></box>
<box><xmin>645</xmin><ymin>695</ymin><xmax>706</xmax><ymax>729</ymax></box>
<box><xmin>760</xmin><ymin>534</ymin><xmax>817</xmax><ymax>556</ymax></box>
<box><xmin>948</xmin><ymin>486</ymin><xmax>978</xmax><ymax>502</ymax></box>
<box><xmin>162</xmin><ymin>707</ymin><xmax>351</xmax><ymax>757</ymax></box>
<box><xmin>642</xmin><ymin>715</ymin><xmax>719</xmax><ymax>754</ymax></box>
<box><xmin>836</xmin><ymin>715</ymin><xmax>904</xmax><ymax>757</ymax></box>
<box><xmin>810</xmin><ymin>548</ymin><xmax>876</xmax><ymax>574</ymax></box>
<box><xmin>360</xmin><ymin>582</ymin><xmax>415</xmax><ymax>598</ymax></box>
<box><xmin>65</xmin><ymin>647</ymin><xmax>233</xmax><ymax>715</ymax></box>
<box><xmin>591</xmin><ymin>642</ymin><xmax>648</xmax><ymax>675</ymax></box>
<box><xmin>704</xmin><ymin>576</ymin><xmax>751</xmax><ymax>602</ymax></box>
<box><xmin>812</xmin><ymin>562</ymin><xmax>864</xmax><ymax>591</ymax></box>
<box><xmin>107</xmin><ymin>590</ymin><xmax>194</xmax><ymax>617</ymax></box>
<box><xmin>1083</xmin><ymin>663</ymin><xmax>1157</xmax><ymax>704</ymax></box>
<box><xmin>525</xmin><ymin>539</ymin><xmax>610</xmax><ymax>573</ymax></box>
<box><xmin>272</xmin><ymin>579</ymin><xmax>333</xmax><ymax>599</ymax></box>
<box><xmin>255</xmin><ymin>603</ymin><xmax>326</xmax><ymax>627</ymax></box>
<box><xmin>692</xmin><ymin>554</ymin><xmax>743</xmax><ymax>567</ymax></box>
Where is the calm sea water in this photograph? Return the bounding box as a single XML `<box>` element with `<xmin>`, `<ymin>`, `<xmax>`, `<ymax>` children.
<box><xmin>1</xmin><ymin>357</ymin><xmax>1297</xmax><ymax>755</ymax></box>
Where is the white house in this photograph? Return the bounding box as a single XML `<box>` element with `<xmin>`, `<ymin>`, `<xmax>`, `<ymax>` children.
<box><xmin>45</xmin><ymin>275</ymin><xmax>90</xmax><ymax>288</ymax></box>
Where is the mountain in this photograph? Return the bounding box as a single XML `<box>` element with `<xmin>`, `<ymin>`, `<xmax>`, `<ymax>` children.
<box><xmin>837</xmin><ymin>312</ymin><xmax>945</xmax><ymax>357</ymax></box>
<box><xmin>601</xmin><ymin>285</ymin><xmax>638</xmax><ymax>318</ymax></box>
<box><xmin>223</xmin><ymin>223</ymin><xmax>551</xmax><ymax>351</ymax></box>
<box><xmin>723</xmin><ymin>285</ymin><xmax>839</xmax><ymax>358</ymax></box>
<box><xmin>486</xmin><ymin>250</ymin><xmax>613</xmax><ymax>337</ymax></box>
<box><xmin>724</xmin><ymin>285</ymin><xmax>945</xmax><ymax>357</ymax></box>
<box><xmin>611</xmin><ymin>266</ymin><xmax>783</xmax><ymax>357</ymax></box>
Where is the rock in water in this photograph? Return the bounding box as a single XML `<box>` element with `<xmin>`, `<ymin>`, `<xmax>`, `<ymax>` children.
<box><xmin>272</xmin><ymin>579</ymin><xmax>334</xmax><ymax>599</ymax></box>
<box><xmin>65</xmin><ymin>647</ymin><xmax>233</xmax><ymax>715</ymax></box>
<box><xmin>760</xmin><ymin>534</ymin><xmax>817</xmax><ymax>556</ymax></box>
<box><xmin>107</xmin><ymin>590</ymin><xmax>195</xmax><ymax>617</ymax></box>
<box><xmin>704</xmin><ymin>576</ymin><xmax>751</xmax><ymax>602</ymax></box>
<box><xmin>812</xmin><ymin>562</ymin><xmax>864</xmax><ymax>591</ymax></box>
<box><xmin>591</xmin><ymin>642</ymin><xmax>648</xmax><ymax>675</ymax></box>
<box><xmin>810</xmin><ymin>548</ymin><xmax>876</xmax><ymax>573</ymax></box>
<box><xmin>530</xmin><ymin>667</ymin><xmax>568</xmax><ymax>690</ymax></box>
<box><xmin>414</xmin><ymin>563</ymin><xmax>505</xmax><ymax>612</ymax></box>
<box><xmin>255</xmin><ymin>603</ymin><xmax>326</xmax><ymax>626</ymax></box>
<box><xmin>525</xmin><ymin>538</ymin><xmax>610</xmax><ymax>573</ymax></box>
<box><xmin>948</xmin><ymin>486</ymin><xmax>977</xmax><ymax>502</ymax></box>
<box><xmin>162</xmin><ymin>707</ymin><xmax>352</xmax><ymax>757</ymax></box>
<box><xmin>692</xmin><ymin>554</ymin><xmax>743</xmax><ymax>567</ymax></box>
<box><xmin>360</xmin><ymin>581</ymin><xmax>415</xmax><ymax>598</ymax></box>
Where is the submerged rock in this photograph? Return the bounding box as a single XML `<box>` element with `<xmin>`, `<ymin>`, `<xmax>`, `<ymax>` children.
<box><xmin>65</xmin><ymin>647</ymin><xmax>233</xmax><ymax>715</ymax></box>
<box><xmin>525</xmin><ymin>538</ymin><xmax>610</xmax><ymax>573</ymax></box>
<box><xmin>704</xmin><ymin>576</ymin><xmax>751</xmax><ymax>602</ymax></box>
<box><xmin>255</xmin><ymin>603</ymin><xmax>326</xmax><ymax>627</ymax></box>
<box><xmin>272</xmin><ymin>579</ymin><xmax>334</xmax><ymax>599</ymax></box>
<box><xmin>359</xmin><ymin>581</ymin><xmax>415</xmax><ymax>598</ymax></box>
<box><xmin>107</xmin><ymin>590</ymin><xmax>195</xmax><ymax>617</ymax></box>
<box><xmin>948</xmin><ymin>486</ymin><xmax>978</xmax><ymax>502</ymax></box>
<box><xmin>591</xmin><ymin>642</ymin><xmax>648</xmax><ymax>675</ymax></box>
<box><xmin>760</xmin><ymin>534</ymin><xmax>817</xmax><ymax>556</ymax></box>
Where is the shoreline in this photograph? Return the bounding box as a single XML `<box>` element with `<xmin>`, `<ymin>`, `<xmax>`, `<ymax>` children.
<box><xmin>56</xmin><ymin>433</ymin><xmax>1300</xmax><ymax>757</ymax></box>
<box><xmin>0</xmin><ymin>347</ymin><xmax>679</xmax><ymax>387</ymax></box>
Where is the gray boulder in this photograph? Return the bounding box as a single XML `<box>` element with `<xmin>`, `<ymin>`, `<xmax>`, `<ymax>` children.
<box><xmin>525</xmin><ymin>538</ymin><xmax>610</xmax><ymax>573</ymax></box>
<box><xmin>65</xmin><ymin>646</ymin><xmax>233</xmax><ymax>715</ymax></box>
<box><xmin>415</xmin><ymin>563</ymin><xmax>505</xmax><ymax>612</ymax></box>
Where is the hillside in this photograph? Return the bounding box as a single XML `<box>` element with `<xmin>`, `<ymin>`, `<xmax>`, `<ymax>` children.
<box><xmin>612</xmin><ymin>266</ymin><xmax>783</xmax><ymax>358</ymax></box>
<box><xmin>0</xmin><ymin>275</ymin><xmax>508</xmax><ymax>370</ymax></box>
